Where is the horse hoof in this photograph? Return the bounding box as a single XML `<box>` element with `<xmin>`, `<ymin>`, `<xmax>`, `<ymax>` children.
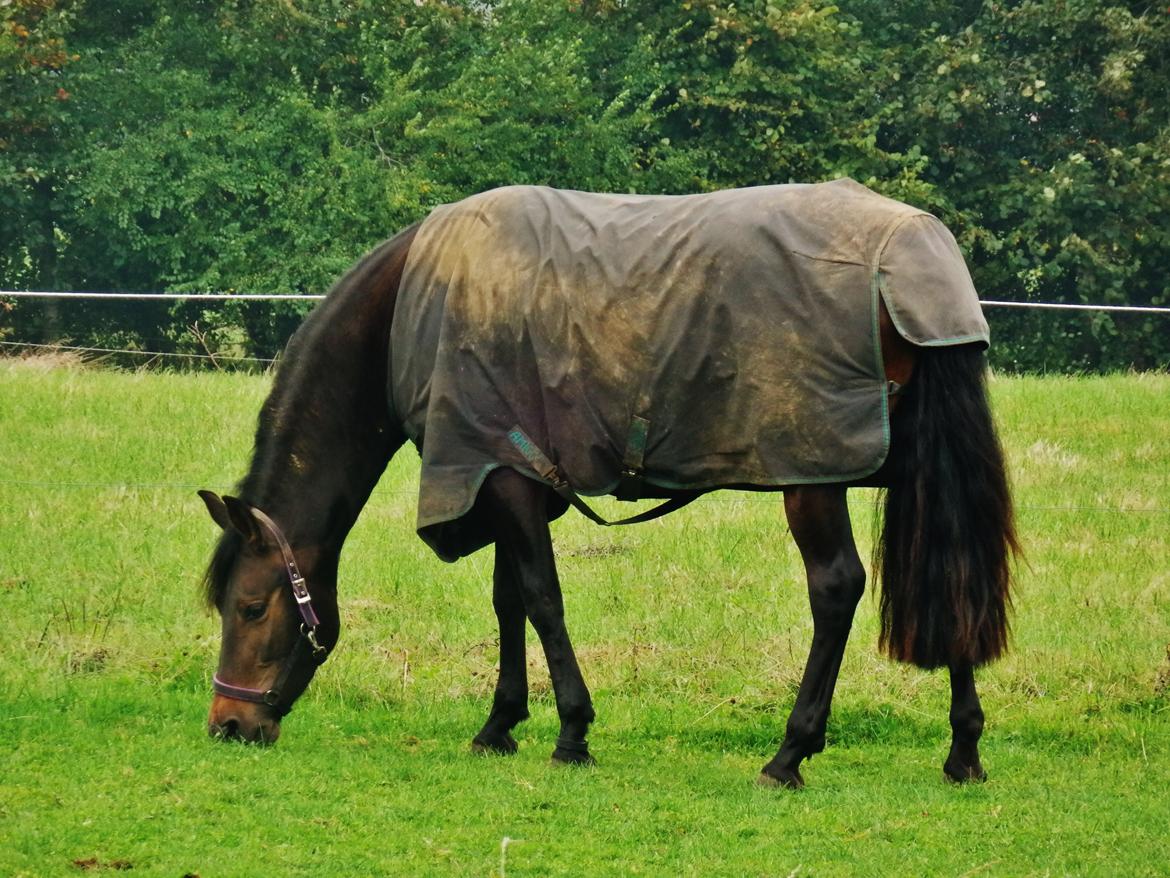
<box><xmin>757</xmin><ymin>767</ymin><xmax>804</xmax><ymax>790</ymax></box>
<box><xmin>943</xmin><ymin>761</ymin><xmax>988</xmax><ymax>784</ymax></box>
<box><xmin>551</xmin><ymin>748</ymin><xmax>597</xmax><ymax>767</ymax></box>
<box><xmin>471</xmin><ymin>732</ymin><xmax>518</xmax><ymax>756</ymax></box>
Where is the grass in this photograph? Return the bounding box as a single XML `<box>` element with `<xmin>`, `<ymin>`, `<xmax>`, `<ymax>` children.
<box><xmin>1</xmin><ymin>359</ymin><xmax>1168</xmax><ymax>876</ymax></box>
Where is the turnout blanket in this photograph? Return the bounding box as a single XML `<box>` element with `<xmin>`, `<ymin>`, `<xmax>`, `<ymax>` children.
<box><xmin>390</xmin><ymin>180</ymin><xmax>989</xmax><ymax>561</ymax></box>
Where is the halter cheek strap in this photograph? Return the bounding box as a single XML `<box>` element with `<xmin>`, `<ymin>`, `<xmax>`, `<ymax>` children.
<box><xmin>211</xmin><ymin>507</ymin><xmax>329</xmax><ymax>715</ymax></box>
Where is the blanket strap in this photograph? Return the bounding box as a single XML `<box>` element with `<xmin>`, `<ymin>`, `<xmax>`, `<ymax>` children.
<box><xmin>508</xmin><ymin>426</ymin><xmax>698</xmax><ymax>527</ymax></box>
<box><xmin>614</xmin><ymin>415</ymin><xmax>649</xmax><ymax>501</ymax></box>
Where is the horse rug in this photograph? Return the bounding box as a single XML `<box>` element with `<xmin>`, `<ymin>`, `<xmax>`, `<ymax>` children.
<box><xmin>389</xmin><ymin>180</ymin><xmax>989</xmax><ymax>561</ymax></box>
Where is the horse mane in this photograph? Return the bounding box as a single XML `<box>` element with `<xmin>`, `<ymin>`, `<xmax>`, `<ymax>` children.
<box><xmin>202</xmin><ymin>225</ymin><xmax>418</xmax><ymax>608</ymax></box>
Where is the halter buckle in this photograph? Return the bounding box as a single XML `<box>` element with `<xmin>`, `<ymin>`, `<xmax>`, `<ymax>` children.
<box><xmin>291</xmin><ymin>574</ymin><xmax>312</xmax><ymax>604</ymax></box>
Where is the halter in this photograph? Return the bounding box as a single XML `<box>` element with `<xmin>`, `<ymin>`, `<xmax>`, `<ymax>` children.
<box><xmin>211</xmin><ymin>507</ymin><xmax>329</xmax><ymax>716</ymax></box>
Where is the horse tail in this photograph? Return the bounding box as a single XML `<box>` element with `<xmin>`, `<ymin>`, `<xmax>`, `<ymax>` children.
<box><xmin>875</xmin><ymin>344</ymin><xmax>1019</xmax><ymax>669</ymax></box>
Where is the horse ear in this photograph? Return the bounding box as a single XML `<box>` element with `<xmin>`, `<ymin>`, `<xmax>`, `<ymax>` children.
<box><xmin>199</xmin><ymin>490</ymin><xmax>266</xmax><ymax>546</ymax></box>
<box><xmin>222</xmin><ymin>495</ymin><xmax>267</xmax><ymax>547</ymax></box>
<box><xmin>199</xmin><ymin>490</ymin><xmax>233</xmax><ymax>532</ymax></box>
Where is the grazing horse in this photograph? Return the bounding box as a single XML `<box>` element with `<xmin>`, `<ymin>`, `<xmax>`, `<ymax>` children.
<box><xmin>200</xmin><ymin>181</ymin><xmax>1017</xmax><ymax>787</ymax></box>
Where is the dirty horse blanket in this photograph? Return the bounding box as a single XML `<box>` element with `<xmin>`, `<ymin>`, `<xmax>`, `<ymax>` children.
<box><xmin>390</xmin><ymin>180</ymin><xmax>989</xmax><ymax>561</ymax></box>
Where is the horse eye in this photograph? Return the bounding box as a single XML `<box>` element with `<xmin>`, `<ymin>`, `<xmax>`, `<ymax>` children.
<box><xmin>242</xmin><ymin>602</ymin><xmax>267</xmax><ymax>622</ymax></box>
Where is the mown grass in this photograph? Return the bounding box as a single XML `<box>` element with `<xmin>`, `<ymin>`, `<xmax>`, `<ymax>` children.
<box><xmin>1</xmin><ymin>360</ymin><xmax>1168</xmax><ymax>876</ymax></box>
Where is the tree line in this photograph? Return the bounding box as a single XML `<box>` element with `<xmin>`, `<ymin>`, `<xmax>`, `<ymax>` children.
<box><xmin>3</xmin><ymin>0</ymin><xmax>1168</xmax><ymax>370</ymax></box>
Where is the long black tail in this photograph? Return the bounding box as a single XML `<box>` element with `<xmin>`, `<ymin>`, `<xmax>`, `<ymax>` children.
<box><xmin>876</xmin><ymin>345</ymin><xmax>1019</xmax><ymax>669</ymax></box>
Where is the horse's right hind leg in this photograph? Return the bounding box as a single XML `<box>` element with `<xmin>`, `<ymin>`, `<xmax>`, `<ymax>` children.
<box><xmin>471</xmin><ymin>547</ymin><xmax>530</xmax><ymax>755</ymax></box>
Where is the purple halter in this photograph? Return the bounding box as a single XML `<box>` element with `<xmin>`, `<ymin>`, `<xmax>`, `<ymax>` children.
<box><xmin>212</xmin><ymin>506</ymin><xmax>328</xmax><ymax>715</ymax></box>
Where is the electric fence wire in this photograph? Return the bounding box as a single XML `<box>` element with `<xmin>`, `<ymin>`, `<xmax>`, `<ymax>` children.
<box><xmin>3</xmin><ymin>290</ymin><xmax>1166</xmax><ymax>518</ymax></box>
<box><xmin>0</xmin><ymin>476</ymin><xmax>1163</xmax><ymax>518</ymax></box>
<box><xmin>4</xmin><ymin>291</ymin><xmax>1168</xmax><ymax>365</ymax></box>
<box><xmin>4</xmin><ymin>289</ymin><xmax>1170</xmax><ymax>313</ymax></box>
<box><xmin>0</xmin><ymin>339</ymin><xmax>277</xmax><ymax>365</ymax></box>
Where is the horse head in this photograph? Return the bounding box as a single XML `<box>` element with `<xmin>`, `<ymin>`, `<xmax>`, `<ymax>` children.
<box><xmin>199</xmin><ymin>491</ymin><xmax>338</xmax><ymax>744</ymax></box>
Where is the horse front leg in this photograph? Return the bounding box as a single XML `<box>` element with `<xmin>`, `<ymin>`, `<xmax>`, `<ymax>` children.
<box><xmin>944</xmin><ymin>662</ymin><xmax>988</xmax><ymax>783</ymax></box>
<box><xmin>471</xmin><ymin>549</ymin><xmax>529</xmax><ymax>755</ymax></box>
<box><xmin>480</xmin><ymin>468</ymin><xmax>596</xmax><ymax>765</ymax></box>
<box><xmin>760</xmin><ymin>486</ymin><xmax>864</xmax><ymax>789</ymax></box>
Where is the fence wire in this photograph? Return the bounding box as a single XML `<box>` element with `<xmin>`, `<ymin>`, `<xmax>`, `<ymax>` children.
<box><xmin>0</xmin><ymin>339</ymin><xmax>277</xmax><ymax>366</ymax></box>
<box><xmin>2</xmin><ymin>290</ymin><xmax>325</xmax><ymax>301</ymax></box>
<box><xmin>4</xmin><ymin>290</ymin><xmax>1167</xmax><ymax>368</ymax></box>
<box><xmin>5</xmin><ymin>289</ymin><xmax>1170</xmax><ymax>313</ymax></box>
<box><xmin>3</xmin><ymin>290</ymin><xmax>1165</xmax><ymax>521</ymax></box>
<box><xmin>0</xmin><ymin>476</ymin><xmax>1162</xmax><ymax>518</ymax></box>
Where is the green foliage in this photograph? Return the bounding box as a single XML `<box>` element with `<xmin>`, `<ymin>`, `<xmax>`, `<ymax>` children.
<box><xmin>0</xmin><ymin>0</ymin><xmax>79</xmax><ymax>289</ymax></box>
<box><xmin>1</xmin><ymin>0</ymin><xmax>1167</xmax><ymax>368</ymax></box>
<box><xmin>844</xmin><ymin>0</ymin><xmax>1170</xmax><ymax>369</ymax></box>
<box><xmin>605</xmin><ymin>1</ymin><xmax>900</xmax><ymax>188</ymax></box>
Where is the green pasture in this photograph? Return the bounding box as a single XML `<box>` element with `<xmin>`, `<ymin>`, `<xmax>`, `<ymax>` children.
<box><xmin>1</xmin><ymin>359</ymin><xmax>1167</xmax><ymax>876</ymax></box>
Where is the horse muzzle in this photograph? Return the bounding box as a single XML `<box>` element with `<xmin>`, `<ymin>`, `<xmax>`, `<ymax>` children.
<box><xmin>208</xmin><ymin>694</ymin><xmax>282</xmax><ymax>744</ymax></box>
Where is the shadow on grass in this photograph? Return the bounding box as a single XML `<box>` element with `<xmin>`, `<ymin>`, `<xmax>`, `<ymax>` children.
<box><xmin>642</xmin><ymin>699</ymin><xmax>1166</xmax><ymax>759</ymax></box>
<box><xmin>660</xmin><ymin>702</ymin><xmax>944</xmax><ymax>753</ymax></box>
<box><xmin>7</xmin><ymin>677</ymin><xmax>1164</xmax><ymax>767</ymax></box>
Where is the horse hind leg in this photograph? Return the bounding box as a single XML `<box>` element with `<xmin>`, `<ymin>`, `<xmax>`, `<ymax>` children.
<box><xmin>471</xmin><ymin>547</ymin><xmax>530</xmax><ymax>755</ymax></box>
<box><xmin>760</xmin><ymin>486</ymin><xmax>864</xmax><ymax>789</ymax></box>
<box><xmin>944</xmin><ymin>662</ymin><xmax>988</xmax><ymax>783</ymax></box>
<box><xmin>478</xmin><ymin>468</ymin><xmax>597</xmax><ymax>765</ymax></box>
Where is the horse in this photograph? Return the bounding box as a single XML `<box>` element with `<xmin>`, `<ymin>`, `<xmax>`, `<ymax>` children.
<box><xmin>199</xmin><ymin>182</ymin><xmax>1017</xmax><ymax>788</ymax></box>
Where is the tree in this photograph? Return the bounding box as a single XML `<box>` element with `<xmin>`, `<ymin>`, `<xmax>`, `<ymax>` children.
<box><xmin>1</xmin><ymin>0</ymin><xmax>78</xmax><ymax>291</ymax></box>
<box><xmin>844</xmin><ymin>0</ymin><xmax>1170</xmax><ymax>369</ymax></box>
<box><xmin>3</xmin><ymin>0</ymin><xmax>1166</xmax><ymax>368</ymax></box>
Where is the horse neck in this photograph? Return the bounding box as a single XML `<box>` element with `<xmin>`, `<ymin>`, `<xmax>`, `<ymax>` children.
<box><xmin>250</xmin><ymin>349</ymin><xmax>399</xmax><ymax>557</ymax></box>
<box><xmin>243</xmin><ymin>232</ymin><xmax>415</xmax><ymax>557</ymax></box>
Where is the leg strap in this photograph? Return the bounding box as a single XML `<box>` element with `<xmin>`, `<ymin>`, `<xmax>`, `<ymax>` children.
<box><xmin>508</xmin><ymin>426</ymin><xmax>697</xmax><ymax>527</ymax></box>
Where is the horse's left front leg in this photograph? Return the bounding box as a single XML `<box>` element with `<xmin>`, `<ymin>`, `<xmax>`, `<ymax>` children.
<box><xmin>760</xmin><ymin>486</ymin><xmax>865</xmax><ymax>789</ymax></box>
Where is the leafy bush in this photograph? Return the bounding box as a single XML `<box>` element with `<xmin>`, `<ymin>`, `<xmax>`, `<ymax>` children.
<box><xmin>2</xmin><ymin>0</ymin><xmax>1167</xmax><ymax>370</ymax></box>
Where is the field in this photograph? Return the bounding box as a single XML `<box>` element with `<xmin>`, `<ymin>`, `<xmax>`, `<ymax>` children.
<box><xmin>1</xmin><ymin>360</ymin><xmax>1168</xmax><ymax>877</ymax></box>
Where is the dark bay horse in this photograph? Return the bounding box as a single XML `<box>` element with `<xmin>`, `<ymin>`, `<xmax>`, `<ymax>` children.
<box><xmin>200</xmin><ymin>186</ymin><xmax>1017</xmax><ymax>788</ymax></box>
